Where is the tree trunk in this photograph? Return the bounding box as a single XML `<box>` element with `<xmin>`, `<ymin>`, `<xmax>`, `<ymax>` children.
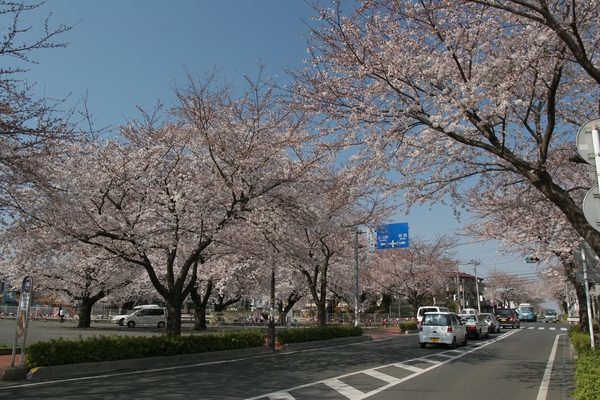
<box><xmin>77</xmin><ymin>298</ymin><xmax>93</xmax><ymax>328</ymax></box>
<box><xmin>191</xmin><ymin>280</ymin><xmax>212</xmax><ymax>331</ymax></box>
<box><xmin>165</xmin><ymin>298</ymin><xmax>183</xmax><ymax>336</ymax></box>
<box><xmin>76</xmin><ymin>291</ymin><xmax>105</xmax><ymax>328</ymax></box>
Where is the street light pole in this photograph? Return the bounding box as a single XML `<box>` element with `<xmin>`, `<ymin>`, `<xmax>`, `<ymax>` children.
<box><xmin>471</xmin><ymin>259</ymin><xmax>481</xmax><ymax>313</ymax></box>
<box><xmin>354</xmin><ymin>230</ymin><xmax>360</xmax><ymax>327</ymax></box>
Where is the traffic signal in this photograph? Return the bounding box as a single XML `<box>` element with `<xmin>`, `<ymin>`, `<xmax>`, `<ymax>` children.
<box><xmin>506</xmin><ymin>287</ymin><xmax>514</xmax><ymax>291</ymax></box>
<box><xmin>524</xmin><ymin>257</ymin><xmax>540</xmax><ymax>263</ymax></box>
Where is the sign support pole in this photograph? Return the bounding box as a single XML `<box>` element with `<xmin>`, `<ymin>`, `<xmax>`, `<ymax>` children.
<box><xmin>581</xmin><ymin>250</ymin><xmax>596</xmax><ymax>349</ymax></box>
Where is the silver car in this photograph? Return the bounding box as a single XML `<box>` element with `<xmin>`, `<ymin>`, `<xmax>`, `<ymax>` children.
<box><xmin>419</xmin><ymin>312</ymin><xmax>468</xmax><ymax>349</ymax></box>
<box><xmin>459</xmin><ymin>314</ymin><xmax>490</xmax><ymax>339</ymax></box>
<box><xmin>479</xmin><ymin>312</ymin><xmax>501</xmax><ymax>333</ymax></box>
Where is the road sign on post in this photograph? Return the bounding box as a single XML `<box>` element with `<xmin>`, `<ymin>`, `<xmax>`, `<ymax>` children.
<box><xmin>376</xmin><ymin>223</ymin><xmax>409</xmax><ymax>249</ymax></box>
<box><xmin>576</xmin><ymin>119</ymin><xmax>600</xmax><ymax>232</ymax></box>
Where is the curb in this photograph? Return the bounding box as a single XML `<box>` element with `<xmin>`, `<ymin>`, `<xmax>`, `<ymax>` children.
<box><xmin>25</xmin><ymin>346</ymin><xmax>273</xmax><ymax>381</ymax></box>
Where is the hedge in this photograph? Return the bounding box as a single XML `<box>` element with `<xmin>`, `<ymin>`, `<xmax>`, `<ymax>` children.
<box><xmin>276</xmin><ymin>325</ymin><xmax>364</xmax><ymax>344</ymax></box>
<box><xmin>24</xmin><ymin>330</ymin><xmax>265</xmax><ymax>368</ymax></box>
<box><xmin>568</xmin><ymin>325</ymin><xmax>600</xmax><ymax>400</ymax></box>
<box><xmin>399</xmin><ymin>321</ymin><xmax>418</xmax><ymax>331</ymax></box>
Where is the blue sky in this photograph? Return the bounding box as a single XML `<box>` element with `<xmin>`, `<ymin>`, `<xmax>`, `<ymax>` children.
<box><xmin>16</xmin><ymin>0</ymin><xmax>550</xmax><ymax>303</ymax></box>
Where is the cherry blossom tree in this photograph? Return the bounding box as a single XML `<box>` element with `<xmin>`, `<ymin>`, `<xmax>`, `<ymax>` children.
<box><xmin>480</xmin><ymin>269</ymin><xmax>545</xmax><ymax>308</ymax></box>
<box><xmin>362</xmin><ymin>235</ymin><xmax>458</xmax><ymax>317</ymax></box>
<box><xmin>3</xmin><ymin>69</ymin><xmax>316</xmax><ymax>336</ymax></box>
<box><xmin>0</xmin><ymin>227</ymin><xmax>146</xmax><ymax>327</ymax></box>
<box><xmin>0</xmin><ymin>1</ymin><xmax>74</xmax><ymax>205</ymax></box>
<box><xmin>290</xmin><ymin>0</ymin><xmax>600</xmax><ymax>330</ymax></box>
<box><xmin>458</xmin><ymin>143</ymin><xmax>592</xmax><ymax>326</ymax></box>
<box><xmin>538</xmin><ymin>265</ymin><xmax>574</xmax><ymax>316</ymax></box>
<box><xmin>245</xmin><ymin>164</ymin><xmax>389</xmax><ymax>327</ymax></box>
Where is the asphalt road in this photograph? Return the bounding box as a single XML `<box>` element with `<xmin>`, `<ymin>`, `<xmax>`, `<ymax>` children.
<box><xmin>0</xmin><ymin>320</ymin><xmax>576</xmax><ymax>400</ymax></box>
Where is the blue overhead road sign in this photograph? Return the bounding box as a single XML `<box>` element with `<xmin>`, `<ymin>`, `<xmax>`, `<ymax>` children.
<box><xmin>376</xmin><ymin>223</ymin><xmax>409</xmax><ymax>249</ymax></box>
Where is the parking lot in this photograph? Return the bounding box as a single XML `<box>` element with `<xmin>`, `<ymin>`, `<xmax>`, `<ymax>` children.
<box><xmin>0</xmin><ymin>317</ymin><xmax>288</xmax><ymax>348</ymax></box>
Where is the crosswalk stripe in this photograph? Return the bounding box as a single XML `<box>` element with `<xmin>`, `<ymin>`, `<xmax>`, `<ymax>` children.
<box><xmin>363</xmin><ymin>370</ymin><xmax>402</xmax><ymax>385</ymax></box>
<box><xmin>323</xmin><ymin>378</ymin><xmax>365</xmax><ymax>400</ymax></box>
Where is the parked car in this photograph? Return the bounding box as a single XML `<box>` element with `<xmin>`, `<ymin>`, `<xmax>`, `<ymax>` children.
<box><xmin>417</xmin><ymin>306</ymin><xmax>451</xmax><ymax>325</ymax></box>
<box><xmin>419</xmin><ymin>312</ymin><xmax>468</xmax><ymax>349</ymax></box>
<box><xmin>459</xmin><ymin>314</ymin><xmax>489</xmax><ymax>339</ymax></box>
<box><xmin>544</xmin><ymin>309</ymin><xmax>558</xmax><ymax>323</ymax></box>
<box><xmin>109</xmin><ymin>304</ymin><xmax>161</xmax><ymax>326</ymax></box>
<box><xmin>479</xmin><ymin>312</ymin><xmax>501</xmax><ymax>333</ymax></box>
<box><xmin>496</xmin><ymin>308</ymin><xmax>521</xmax><ymax>329</ymax></box>
<box><xmin>120</xmin><ymin>305</ymin><xmax>167</xmax><ymax>328</ymax></box>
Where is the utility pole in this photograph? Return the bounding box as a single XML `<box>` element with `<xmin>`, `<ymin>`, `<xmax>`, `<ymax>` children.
<box><xmin>470</xmin><ymin>259</ymin><xmax>481</xmax><ymax>313</ymax></box>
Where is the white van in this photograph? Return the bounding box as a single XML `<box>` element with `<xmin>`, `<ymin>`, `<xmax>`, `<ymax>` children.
<box><xmin>110</xmin><ymin>304</ymin><xmax>162</xmax><ymax>326</ymax></box>
<box><xmin>121</xmin><ymin>305</ymin><xmax>167</xmax><ymax>328</ymax></box>
<box><xmin>417</xmin><ymin>306</ymin><xmax>451</xmax><ymax>324</ymax></box>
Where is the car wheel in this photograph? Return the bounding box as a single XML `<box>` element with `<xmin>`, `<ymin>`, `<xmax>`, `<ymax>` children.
<box><xmin>497</xmin><ymin>327</ymin><xmax>500</xmax><ymax>333</ymax></box>
<box><xmin>475</xmin><ymin>330</ymin><xmax>480</xmax><ymax>340</ymax></box>
<box><xmin>127</xmin><ymin>321</ymin><xmax>135</xmax><ymax>328</ymax></box>
<box><xmin>420</xmin><ymin>343</ymin><xmax>426</xmax><ymax>348</ymax></box>
<box><xmin>450</xmin><ymin>337</ymin><xmax>457</xmax><ymax>349</ymax></box>
<box><xmin>118</xmin><ymin>318</ymin><xmax>125</xmax><ymax>326</ymax></box>
<box><xmin>485</xmin><ymin>329</ymin><xmax>489</xmax><ymax>338</ymax></box>
<box><xmin>462</xmin><ymin>335</ymin><xmax>468</xmax><ymax>346</ymax></box>
<box><xmin>158</xmin><ymin>321</ymin><xmax>165</xmax><ymax>328</ymax></box>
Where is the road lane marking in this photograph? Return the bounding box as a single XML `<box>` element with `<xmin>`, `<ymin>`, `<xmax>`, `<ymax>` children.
<box><xmin>323</xmin><ymin>378</ymin><xmax>366</xmax><ymax>399</ymax></box>
<box><xmin>536</xmin><ymin>334</ymin><xmax>562</xmax><ymax>400</ymax></box>
<box><xmin>248</xmin><ymin>329</ymin><xmax>523</xmax><ymax>400</ymax></box>
<box><xmin>362</xmin><ymin>370</ymin><xmax>402</xmax><ymax>384</ymax></box>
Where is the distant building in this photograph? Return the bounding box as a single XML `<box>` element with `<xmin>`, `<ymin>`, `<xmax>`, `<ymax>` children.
<box><xmin>434</xmin><ymin>272</ymin><xmax>487</xmax><ymax>311</ymax></box>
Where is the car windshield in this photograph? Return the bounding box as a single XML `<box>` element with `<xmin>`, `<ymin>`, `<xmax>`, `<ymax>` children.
<box><xmin>546</xmin><ymin>310</ymin><xmax>556</xmax><ymax>315</ymax></box>
<box><xmin>480</xmin><ymin>315</ymin><xmax>491</xmax><ymax>320</ymax></box>
<box><xmin>497</xmin><ymin>310</ymin><xmax>513</xmax><ymax>315</ymax></box>
<box><xmin>520</xmin><ymin>307</ymin><xmax>534</xmax><ymax>312</ymax></box>
<box><xmin>461</xmin><ymin>315</ymin><xmax>477</xmax><ymax>322</ymax></box>
<box><xmin>422</xmin><ymin>314</ymin><xmax>450</xmax><ymax>326</ymax></box>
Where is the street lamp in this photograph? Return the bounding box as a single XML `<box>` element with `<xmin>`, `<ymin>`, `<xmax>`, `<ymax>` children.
<box><xmin>353</xmin><ymin>229</ymin><xmax>368</xmax><ymax>327</ymax></box>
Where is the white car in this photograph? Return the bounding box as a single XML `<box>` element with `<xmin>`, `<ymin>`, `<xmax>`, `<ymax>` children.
<box><xmin>109</xmin><ymin>305</ymin><xmax>163</xmax><ymax>326</ymax></box>
<box><xmin>416</xmin><ymin>306</ymin><xmax>451</xmax><ymax>325</ymax></box>
<box><xmin>419</xmin><ymin>312</ymin><xmax>468</xmax><ymax>349</ymax></box>
<box><xmin>122</xmin><ymin>306</ymin><xmax>167</xmax><ymax>328</ymax></box>
<box><xmin>459</xmin><ymin>314</ymin><xmax>489</xmax><ymax>339</ymax></box>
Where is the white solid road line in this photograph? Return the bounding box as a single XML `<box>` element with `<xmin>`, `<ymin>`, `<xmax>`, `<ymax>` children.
<box><xmin>536</xmin><ymin>334</ymin><xmax>562</xmax><ymax>400</ymax></box>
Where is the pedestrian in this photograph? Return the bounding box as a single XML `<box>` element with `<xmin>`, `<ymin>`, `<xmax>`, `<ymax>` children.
<box><xmin>59</xmin><ymin>306</ymin><xmax>64</xmax><ymax>323</ymax></box>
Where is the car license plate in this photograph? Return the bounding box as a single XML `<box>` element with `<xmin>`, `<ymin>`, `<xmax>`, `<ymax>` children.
<box><xmin>501</xmin><ymin>318</ymin><xmax>507</xmax><ymax>322</ymax></box>
<box><xmin>430</xmin><ymin>338</ymin><xmax>440</xmax><ymax>343</ymax></box>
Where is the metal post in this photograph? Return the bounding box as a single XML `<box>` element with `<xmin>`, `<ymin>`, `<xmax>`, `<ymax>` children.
<box><xmin>354</xmin><ymin>230</ymin><xmax>360</xmax><ymax>327</ymax></box>
<box><xmin>268</xmin><ymin>267</ymin><xmax>275</xmax><ymax>349</ymax></box>
<box><xmin>472</xmin><ymin>259</ymin><xmax>481</xmax><ymax>313</ymax></box>
<box><xmin>581</xmin><ymin>249</ymin><xmax>595</xmax><ymax>349</ymax></box>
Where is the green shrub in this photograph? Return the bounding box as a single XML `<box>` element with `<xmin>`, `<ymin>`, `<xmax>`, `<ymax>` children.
<box><xmin>276</xmin><ymin>325</ymin><xmax>363</xmax><ymax>344</ymax></box>
<box><xmin>573</xmin><ymin>351</ymin><xmax>600</xmax><ymax>400</ymax></box>
<box><xmin>24</xmin><ymin>330</ymin><xmax>265</xmax><ymax>368</ymax></box>
<box><xmin>399</xmin><ymin>322</ymin><xmax>418</xmax><ymax>331</ymax></box>
<box><xmin>568</xmin><ymin>324</ymin><xmax>600</xmax><ymax>399</ymax></box>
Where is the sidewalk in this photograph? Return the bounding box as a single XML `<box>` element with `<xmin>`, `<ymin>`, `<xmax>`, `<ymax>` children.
<box><xmin>0</xmin><ymin>353</ymin><xmax>22</xmax><ymax>382</ymax></box>
<box><xmin>363</xmin><ymin>327</ymin><xmax>409</xmax><ymax>340</ymax></box>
